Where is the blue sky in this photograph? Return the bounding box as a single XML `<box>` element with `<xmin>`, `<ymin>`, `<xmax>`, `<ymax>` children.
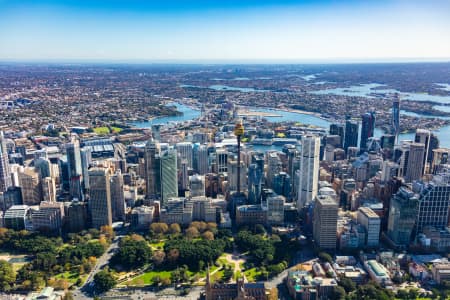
<box><xmin>0</xmin><ymin>0</ymin><xmax>449</xmax><ymax>62</ymax></box>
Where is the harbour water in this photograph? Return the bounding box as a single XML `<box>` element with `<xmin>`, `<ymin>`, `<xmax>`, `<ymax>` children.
<box><xmin>310</xmin><ymin>83</ymin><xmax>450</xmax><ymax>104</ymax></box>
<box><xmin>131</xmin><ymin>102</ymin><xmax>450</xmax><ymax>148</ymax></box>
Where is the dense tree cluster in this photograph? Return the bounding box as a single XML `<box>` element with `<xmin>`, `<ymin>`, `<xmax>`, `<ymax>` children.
<box><xmin>0</xmin><ymin>228</ymin><xmax>108</xmax><ymax>291</ymax></box>
<box><xmin>111</xmin><ymin>235</ymin><xmax>152</xmax><ymax>270</ymax></box>
<box><xmin>93</xmin><ymin>269</ymin><xmax>116</xmax><ymax>293</ymax></box>
<box><xmin>164</xmin><ymin>236</ymin><xmax>231</xmax><ymax>271</ymax></box>
<box><xmin>0</xmin><ymin>260</ymin><xmax>16</xmax><ymax>292</ymax></box>
<box><xmin>0</xmin><ymin>228</ymin><xmax>63</xmax><ymax>254</ymax></box>
<box><xmin>235</xmin><ymin>230</ymin><xmax>275</xmax><ymax>264</ymax></box>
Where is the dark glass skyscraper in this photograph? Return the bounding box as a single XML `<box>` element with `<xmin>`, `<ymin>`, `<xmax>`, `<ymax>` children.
<box><xmin>392</xmin><ymin>94</ymin><xmax>400</xmax><ymax>143</ymax></box>
<box><xmin>344</xmin><ymin>118</ymin><xmax>359</xmax><ymax>152</ymax></box>
<box><xmin>360</xmin><ymin>112</ymin><xmax>376</xmax><ymax>151</ymax></box>
<box><xmin>329</xmin><ymin>123</ymin><xmax>344</xmax><ymax>148</ymax></box>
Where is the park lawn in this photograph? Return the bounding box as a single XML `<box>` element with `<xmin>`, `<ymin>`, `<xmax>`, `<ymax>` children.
<box><xmin>111</xmin><ymin>126</ymin><xmax>123</xmax><ymax>133</ymax></box>
<box><xmin>93</xmin><ymin>127</ymin><xmax>110</xmax><ymax>135</ymax></box>
<box><xmin>54</xmin><ymin>271</ymin><xmax>85</xmax><ymax>285</ymax></box>
<box><xmin>127</xmin><ymin>270</ymin><xmax>171</xmax><ymax>285</ymax></box>
<box><xmin>244</xmin><ymin>268</ymin><xmax>261</xmax><ymax>282</ymax></box>
<box><xmin>149</xmin><ymin>240</ymin><xmax>165</xmax><ymax>250</ymax></box>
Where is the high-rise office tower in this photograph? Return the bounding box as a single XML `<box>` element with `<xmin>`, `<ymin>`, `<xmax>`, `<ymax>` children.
<box><xmin>357</xmin><ymin>207</ymin><xmax>381</xmax><ymax>247</ymax></box>
<box><xmin>41</xmin><ymin>177</ymin><xmax>56</xmax><ymax>202</ymax></box>
<box><xmin>266</xmin><ymin>152</ymin><xmax>282</xmax><ymax>189</ymax></box>
<box><xmin>344</xmin><ymin>118</ymin><xmax>359</xmax><ymax>152</ymax></box>
<box><xmin>387</xmin><ymin>186</ymin><xmax>418</xmax><ymax>247</ymax></box>
<box><xmin>405</xmin><ymin>143</ymin><xmax>426</xmax><ymax>183</ymax></box>
<box><xmin>329</xmin><ymin>123</ymin><xmax>344</xmax><ymax>148</ymax></box>
<box><xmin>34</xmin><ymin>157</ymin><xmax>51</xmax><ymax>179</ymax></box>
<box><xmin>392</xmin><ymin>94</ymin><xmax>401</xmax><ymax>143</ymax></box>
<box><xmin>227</xmin><ymin>159</ymin><xmax>247</xmax><ymax>192</ymax></box>
<box><xmin>160</xmin><ymin>149</ymin><xmax>178</xmax><ymax>204</ymax></box>
<box><xmin>189</xmin><ymin>174</ymin><xmax>205</xmax><ymax>197</ymax></box>
<box><xmin>360</xmin><ymin>112</ymin><xmax>376</xmax><ymax>151</ymax></box>
<box><xmin>176</xmin><ymin>142</ymin><xmax>193</xmax><ymax>169</ymax></box>
<box><xmin>216</xmin><ymin>149</ymin><xmax>228</xmax><ymax>173</ymax></box>
<box><xmin>428</xmin><ymin>134</ymin><xmax>440</xmax><ymax>163</ymax></box>
<box><xmin>18</xmin><ymin>167</ymin><xmax>42</xmax><ymax>205</ymax></box>
<box><xmin>80</xmin><ymin>148</ymin><xmax>92</xmax><ymax>191</ymax></box>
<box><xmin>415</xmin><ymin>129</ymin><xmax>431</xmax><ymax>174</ymax></box>
<box><xmin>144</xmin><ymin>139</ymin><xmax>161</xmax><ymax>199</ymax></box>
<box><xmin>414</xmin><ymin>175</ymin><xmax>450</xmax><ymax>236</ymax></box>
<box><xmin>193</xmin><ymin>144</ymin><xmax>209</xmax><ymax>175</ymax></box>
<box><xmin>431</xmin><ymin>148</ymin><xmax>450</xmax><ymax>174</ymax></box>
<box><xmin>313</xmin><ymin>195</ymin><xmax>338</xmax><ymax>250</ymax></box>
<box><xmin>89</xmin><ymin>167</ymin><xmax>112</xmax><ymax>228</ymax></box>
<box><xmin>0</xmin><ymin>131</ymin><xmax>12</xmax><ymax>192</ymax></box>
<box><xmin>273</xmin><ymin>172</ymin><xmax>291</xmax><ymax>199</ymax></box>
<box><xmin>180</xmin><ymin>159</ymin><xmax>189</xmax><ymax>193</ymax></box>
<box><xmin>297</xmin><ymin>135</ymin><xmax>320</xmax><ymax>210</ymax></box>
<box><xmin>248</xmin><ymin>163</ymin><xmax>263</xmax><ymax>204</ymax></box>
<box><xmin>66</xmin><ymin>140</ymin><xmax>83</xmax><ymax>200</ymax></box>
<box><xmin>110</xmin><ymin>170</ymin><xmax>125</xmax><ymax>222</ymax></box>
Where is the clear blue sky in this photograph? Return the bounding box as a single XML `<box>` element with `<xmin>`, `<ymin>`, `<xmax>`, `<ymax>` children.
<box><xmin>0</xmin><ymin>0</ymin><xmax>449</xmax><ymax>62</ymax></box>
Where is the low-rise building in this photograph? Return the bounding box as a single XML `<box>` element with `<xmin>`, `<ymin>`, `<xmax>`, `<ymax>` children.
<box><xmin>131</xmin><ymin>205</ymin><xmax>155</xmax><ymax>229</ymax></box>
<box><xmin>431</xmin><ymin>259</ymin><xmax>450</xmax><ymax>284</ymax></box>
<box><xmin>236</xmin><ymin>204</ymin><xmax>267</xmax><ymax>226</ymax></box>
<box><xmin>364</xmin><ymin>260</ymin><xmax>392</xmax><ymax>286</ymax></box>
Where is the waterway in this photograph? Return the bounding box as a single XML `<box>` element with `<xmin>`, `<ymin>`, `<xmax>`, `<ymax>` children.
<box><xmin>131</xmin><ymin>103</ymin><xmax>450</xmax><ymax>148</ymax></box>
<box><xmin>310</xmin><ymin>83</ymin><xmax>450</xmax><ymax>104</ymax></box>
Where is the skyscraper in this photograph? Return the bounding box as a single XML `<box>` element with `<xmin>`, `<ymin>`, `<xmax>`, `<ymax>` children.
<box><xmin>360</xmin><ymin>112</ymin><xmax>376</xmax><ymax>151</ymax></box>
<box><xmin>415</xmin><ymin>129</ymin><xmax>431</xmax><ymax>174</ymax></box>
<box><xmin>193</xmin><ymin>144</ymin><xmax>209</xmax><ymax>175</ymax></box>
<box><xmin>18</xmin><ymin>167</ymin><xmax>42</xmax><ymax>205</ymax></box>
<box><xmin>176</xmin><ymin>142</ymin><xmax>193</xmax><ymax>169</ymax></box>
<box><xmin>405</xmin><ymin>143</ymin><xmax>426</xmax><ymax>183</ymax></box>
<box><xmin>297</xmin><ymin>135</ymin><xmax>320</xmax><ymax>210</ymax></box>
<box><xmin>313</xmin><ymin>195</ymin><xmax>338</xmax><ymax>250</ymax></box>
<box><xmin>344</xmin><ymin>118</ymin><xmax>358</xmax><ymax>152</ymax></box>
<box><xmin>80</xmin><ymin>147</ymin><xmax>92</xmax><ymax>191</ymax></box>
<box><xmin>329</xmin><ymin>123</ymin><xmax>344</xmax><ymax>148</ymax></box>
<box><xmin>144</xmin><ymin>139</ymin><xmax>160</xmax><ymax>199</ymax></box>
<box><xmin>266</xmin><ymin>152</ymin><xmax>281</xmax><ymax>189</ymax></box>
<box><xmin>89</xmin><ymin>167</ymin><xmax>112</xmax><ymax>228</ymax></box>
<box><xmin>110</xmin><ymin>170</ymin><xmax>125</xmax><ymax>222</ymax></box>
<box><xmin>387</xmin><ymin>186</ymin><xmax>418</xmax><ymax>247</ymax></box>
<box><xmin>414</xmin><ymin>175</ymin><xmax>450</xmax><ymax>236</ymax></box>
<box><xmin>392</xmin><ymin>94</ymin><xmax>401</xmax><ymax>143</ymax></box>
<box><xmin>160</xmin><ymin>149</ymin><xmax>178</xmax><ymax>204</ymax></box>
<box><xmin>0</xmin><ymin>131</ymin><xmax>12</xmax><ymax>192</ymax></box>
<box><xmin>66</xmin><ymin>140</ymin><xmax>83</xmax><ymax>200</ymax></box>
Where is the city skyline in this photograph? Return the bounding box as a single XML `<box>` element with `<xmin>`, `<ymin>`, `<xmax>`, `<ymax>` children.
<box><xmin>1</xmin><ymin>0</ymin><xmax>450</xmax><ymax>62</ymax></box>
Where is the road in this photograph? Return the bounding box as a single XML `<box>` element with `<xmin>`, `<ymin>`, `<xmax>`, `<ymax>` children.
<box><xmin>72</xmin><ymin>234</ymin><xmax>124</xmax><ymax>299</ymax></box>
